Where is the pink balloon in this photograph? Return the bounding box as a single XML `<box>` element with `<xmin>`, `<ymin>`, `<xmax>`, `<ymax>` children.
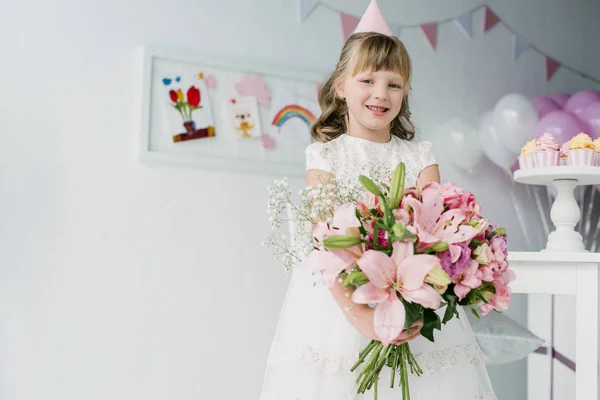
<box><xmin>510</xmin><ymin>160</ymin><xmax>519</xmax><ymax>173</ymax></box>
<box><xmin>564</xmin><ymin>90</ymin><xmax>600</xmax><ymax>117</ymax></box>
<box><xmin>580</xmin><ymin>101</ymin><xmax>600</xmax><ymax>140</ymax></box>
<box><xmin>533</xmin><ymin>97</ymin><xmax>562</xmax><ymax>118</ymax></box>
<box><xmin>535</xmin><ymin>110</ymin><xmax>587</xmax><ymax>143</ymax></box>
<box><xmin>547</xmin><ymin>92</ymin><xmax>571</xmax><ymax>108</ymax></box>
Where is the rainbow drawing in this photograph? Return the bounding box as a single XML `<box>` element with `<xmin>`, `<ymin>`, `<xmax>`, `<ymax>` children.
<box><xmin>271</xmin><ymin>104</ymin><xmax>317</xmax><ymax>128</ymax></box>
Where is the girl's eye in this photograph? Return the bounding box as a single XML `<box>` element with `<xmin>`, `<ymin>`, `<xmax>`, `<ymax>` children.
<box><xmin>389</xmin><ymin>84</ymin><xmax>402</xmax><ymax>89</ymax></box>
<box><xmin>361</xmin><ymin>79</ymin><xmax>373</xmax><ymax>84</ymax></box>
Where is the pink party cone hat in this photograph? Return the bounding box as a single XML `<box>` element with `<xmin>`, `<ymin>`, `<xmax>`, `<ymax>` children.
<box><xmin>354</xmin><ymin>0</ymin><xmax>393</xmax><ymax>36</ymax></box>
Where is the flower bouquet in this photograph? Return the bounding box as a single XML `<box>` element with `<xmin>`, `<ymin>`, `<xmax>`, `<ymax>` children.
<box><xmin>264</xmin><ymin>162</ymin><xmax>514</xmax><ymax>400</ymax></box>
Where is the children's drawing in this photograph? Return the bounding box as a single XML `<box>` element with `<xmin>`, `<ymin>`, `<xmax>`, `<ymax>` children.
<box><xmin>228</xmin><ymin>97</ymin><xmax>261</xmax><ymax>138</ymax></box>
<box><xmin>235</xmin><ymin>75</ymin><xmax>271</xmax><ymax>108</ymax></box>
<box><xmin>271</xmin><ymin>104</ymin><xmax>317</xmax><ymax>129</ymax></box>
<box><xmin>261</xmin><ymin>133</ymin><xmax>276</xmax><ymax>150</ymax></box>
<box><xmin>162</xmin><ymin>73</ymin><xmax>216</xmax><ymax>143</ymax></box>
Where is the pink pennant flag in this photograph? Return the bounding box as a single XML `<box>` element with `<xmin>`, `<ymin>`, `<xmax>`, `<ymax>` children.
<box><xmin>546</xmin><ymin>57</ymin><xmax>561</xmax><ymax>81</ymax></box>
<box><xmin>483</xmin><ymin>7</ymin><xmax>500</xmax><ymax>33</ymax></box>
<box><xmin>420</xmin><ymin>23</ymin><xmax>438</xmax><ymax>50</ymax></box>
<box><xmin>340</xmin><ymin>13</ymin><xmax>360</xmax><ymax>41</ymax></box>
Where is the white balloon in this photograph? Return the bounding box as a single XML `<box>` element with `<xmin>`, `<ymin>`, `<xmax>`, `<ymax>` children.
<box><xmin>493</xmin><ymin>93</ymin><xmax>539</xmax><ymax>154</ymax></box>
<box><xmin>478</xmin><ymin>111</ymin><xmax>517</xmax><ymax>172</ymax></box>
<box><xmin>439</xmin><ymin>118</ymin><xmax>483</xmax><ymax>171</ymax></box>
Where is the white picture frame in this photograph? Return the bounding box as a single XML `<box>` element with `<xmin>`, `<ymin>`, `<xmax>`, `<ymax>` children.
<box><xmin>134</xmin><ymin>45</ymin><xmax>326</xmax><ymax>177</ymax></box>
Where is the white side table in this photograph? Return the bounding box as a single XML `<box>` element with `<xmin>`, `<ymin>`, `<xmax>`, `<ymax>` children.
<box><xmin>511</xmin><ymin>166</ymin><xmax>600</xmax><ymax>400</ymax></box>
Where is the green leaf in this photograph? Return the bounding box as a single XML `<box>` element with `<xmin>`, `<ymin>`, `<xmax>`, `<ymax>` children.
<box><xmin>373</xmin><ymin>224</ymin><xmax>380</xmax><ymax>245</ymax></box>
<box><xmin>470</xmin><ymin>307</ymin><xmax>481</xmax><ymax>319</ymax></box>
<box><xmin>403</xmin><ymin>300</ymin><xmax>422</xmax><ymax>333</ymax></box>
<box><xmin>369</xmin><ymin>208</ymin><xmax>382</xmax><ymax>217</ymax></box>
<box><xmin>442</xmin><ymin>295</ymin><xmax>458</xmax><ymax>324</ymax></box>
<box><xmin>355</xmin><ymin>209</ymin><xmax>368</xmax><ymax>237</ymax></box>
<box><xmin>470</xmin><ymin>239</ymin><xmax>482</xmax><ymax>248</ymax></box>
<box><xmin>420</xmin><ymin>309</ymin><xmax>441</xmax><ymax>342</ymax></box>
<box><xmin>392</xmin><ymin>223</ymin><xmax>416</xmax><ymax>241</ymax></box>
<box><xmin>378</xmin><ymin>196</ymin><xmax>394</xmax><ymax>228</ymax></box>
<box><xmin>388</xmin><ymin>162</ymin><xmax>406</xmax><ymax>210</ymax></box>
<box><xmin>359</xmin><ymin>175</ymin><xmax>384</xmax><ymax>197</ymax></box>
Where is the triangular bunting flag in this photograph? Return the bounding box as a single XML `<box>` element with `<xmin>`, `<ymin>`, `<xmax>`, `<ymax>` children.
<box><xmin>420</xmin><ymin>23</ymin><xmax>438</xmax><ymax>50</ymax></box>
<box><xmin>513</xmin><ymin>34</ymin><xmax>530</xmax><ymax>59</ymax></box>
<box><xmin>389</xmin><ymin>23</ymin><xmax>402</xmax><ymax>38</ymax></box>
<box><xmin>340</xmin><ymin>13</ymin><xmax>360</xmax><ymax>41</ymax></box>
<box><xmin>455</xmin><ymin>11</ymin><xmax>473</xmax><ymax>39</ymax></box>
<box><xmin>298</xmin><ymin>0</ymin><xmax>319</xmax><ymax>22</ymax></box>
<box><xmin>483</xmin><ymin>6</ymin><xmax>500</xmax><ymax>33</ymax></box>
<box><xmin>546</xmin><ymin>57</ymin><xmax>561</xmax><ymax>81</ymax></box>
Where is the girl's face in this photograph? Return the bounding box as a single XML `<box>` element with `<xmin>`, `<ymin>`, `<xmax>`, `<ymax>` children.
<box><xmin>336</xmin><ymin>69</ymin><xmax>405</xmax><ymax>139</ymax></box>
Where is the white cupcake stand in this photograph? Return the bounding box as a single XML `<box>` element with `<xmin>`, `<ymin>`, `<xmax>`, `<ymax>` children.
<box><xmin>511</xmin><ymin>166</ymin><xmax>600</xmax><ymax>400</ymax></box>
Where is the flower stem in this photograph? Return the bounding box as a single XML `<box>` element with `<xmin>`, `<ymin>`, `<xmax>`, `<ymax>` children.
<box><xmin>374</xmin><ymin>373</ymin><xmax>379</xmax><ymax>400</ymax></box>
<box><xmin>390</xmin><ymin>346</ymin><xmax>400</xmax><ymax>388</ymax></box>
<box><xmin>356</xmin><ymin>343</ymin><xmax>383</xmax><ymax>385</ymax></box>
<box><xmin>351</xmin><ymin>340</ymin><xmax>377</xmax><ymax>372</ymax></box>
<box><xmin>360</xmin><ymin>344</ymin><xmax>392</xmax><ymax>393</ymax></box>
<box><xmin>400</xmin><ymin>344</ymin><xmax>410</xmax><ymax>400</ymax></box>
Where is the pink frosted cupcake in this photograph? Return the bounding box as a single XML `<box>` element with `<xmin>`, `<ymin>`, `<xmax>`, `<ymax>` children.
<box><xmin>594</xmin><ymin>138</ymin><xmax>600</xmax><ymax>166</ymax></box>
<box><xmin>559</xmin><ymin>141</ymin><xmax>570</xmax><ymax>166</ymax></box>
<box><xmin>569</xmin><ymin>133</ymin><xmax>596</xmax><ymax>166</ymax></box>
<box><xmin>534</xmin><ymin>133</ymin><xmax>560</xmax><ymax>167</ymax></box>
<box><xmin>518</xmin><ymin>139</ymin><xmax>536</xmax><ymax>169</ymax></box>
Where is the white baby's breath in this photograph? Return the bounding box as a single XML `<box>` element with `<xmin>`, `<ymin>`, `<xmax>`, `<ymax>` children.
<box><xmin>264</xmin><ymin>166</ymin><xmax>393</xmax><ymax>275</ymax></box>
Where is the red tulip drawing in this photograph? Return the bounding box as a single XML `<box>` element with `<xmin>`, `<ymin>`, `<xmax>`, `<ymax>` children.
<box><xmin>168</xmin><ymin>85</ymin><xmax>203</xmax><ymax>123</ymax></box>
<box><xmin>187</xmin><ymin>86</ymin><xmax>201</xmax><ymax>107</ymax></box>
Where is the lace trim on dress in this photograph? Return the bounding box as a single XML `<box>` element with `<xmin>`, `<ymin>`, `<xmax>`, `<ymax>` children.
<box><xmin>266</xmin><ymin>341</ymin><xmax>486</xmax><ymax>376</ymax></box>
<box><xmin>260</xmin><ymin>393</ymin><xmax>497</xmax><ymax>400</ymax></box>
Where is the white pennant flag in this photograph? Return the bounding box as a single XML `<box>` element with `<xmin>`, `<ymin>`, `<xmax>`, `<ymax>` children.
<box><xmin>513</xmin><ymin>34</ymin><xmax>530</xmax><ymax>59</ymax></box>
<box><xmin>298</xmin><ymin>0</ymin><xmax>320</xmax><ymax>22</ymax></box>
<box><xmin>455</xmin><ymin>11</ymin><xmax>473</xmax><ymax>39</ymax></box>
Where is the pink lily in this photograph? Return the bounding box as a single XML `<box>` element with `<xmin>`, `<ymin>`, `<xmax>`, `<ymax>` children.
<box><xmin>356</xmin><ymin>190</ymin><xmax>380</xmax><ymax>217</ymax></box>
<box><xmin>351</xmin><ymin>242</ymin><xmax>443</xmax><ymax>345</ymax></box>
<box><xmin>301</xmin><ymin>203</ymin><xmax>364</xmax><ymax>286</ymax></box>
<box><xmin>454</xmin><ymin>259</ymin><xmax>483</xmax><ymax>301</ymax></box>
<box><xmin>403</xmin><ymin>183</ymin><xmax>488</xmax><ymax>252</ymax></box>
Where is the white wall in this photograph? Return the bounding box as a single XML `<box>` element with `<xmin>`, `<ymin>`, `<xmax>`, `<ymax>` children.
<box><xmin>1</xmin><ymin>0</ymin><xmax>598</xmax><ymax>399</ymax></box>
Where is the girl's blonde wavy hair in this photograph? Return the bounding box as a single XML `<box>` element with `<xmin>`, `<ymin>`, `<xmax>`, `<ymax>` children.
<box><xmin>311</xmin><ymin>32</ymin><xmax>414</xmax><ymax>143</ymax></box>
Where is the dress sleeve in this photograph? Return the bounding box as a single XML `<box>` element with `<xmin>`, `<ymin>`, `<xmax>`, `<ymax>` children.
<box><xmin>305</xmin><ymin>142</ymin><xmax>332</xmax><ymax>173</ymax></box>
<box><xmin>418</xmin><ymin>140</ymin><xmax>438</xmax><ymax>170</ymax></box>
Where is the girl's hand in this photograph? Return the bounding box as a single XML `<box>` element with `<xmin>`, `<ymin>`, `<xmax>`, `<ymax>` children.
<box><xmin>391</xmin><ymin>320</ymin><xmax>423</xmax><ymax>345</ymax></box>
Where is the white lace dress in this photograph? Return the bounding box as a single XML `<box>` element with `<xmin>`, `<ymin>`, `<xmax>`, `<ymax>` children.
<box><xmin>260</xmin><ymin>134</ymin><xmax>497</xmax><ymax>400</ymax></box>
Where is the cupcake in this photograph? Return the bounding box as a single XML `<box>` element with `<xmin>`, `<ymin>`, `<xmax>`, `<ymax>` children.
<box><xmin>568</xmin><ymin>132</ymin><xmax>596</xmax><ymax>166</ymax></box>
<box><xmin>594</xmin><ymin>137</ymin><xmax>600</xmax><ymax>166</ymax></box>
<box><xmin>559</xmin><ymin>141</ymin><xmax>570</xmax><ymax>166</ymax></box>
<box><xmin>518</xmin><ymin>139</ymin><xmax>536</xmax><ymax>169</ymax></box>
<box><xmin>534</xmin><ymin>133</ymin><xmax>560</xmax><ymax>167</ymax></box>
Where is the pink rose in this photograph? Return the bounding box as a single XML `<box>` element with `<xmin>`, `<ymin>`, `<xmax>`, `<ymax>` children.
<box><xmin>465</xmin><ymin>193</ymin><xmax>482</xmax><ymax>214</ymax></box>
<box><xmin>440</xmin><ymin>183</ymin><xmax>465</xmax><ymax>208</ymax></box>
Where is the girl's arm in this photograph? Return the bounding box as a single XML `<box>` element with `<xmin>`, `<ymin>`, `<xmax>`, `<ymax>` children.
<box><xmin>417</xmin><ymin>164</ymin><xmax>441</xmax><ymax>190</ymax></box>
<box><xmin>306</xmin><ymin>169</ymin><xmax>379</xmax><ymax>339</ymax></box>
<box><xmin>306</xmin><ymin>169</ymin><xmax>421</xmax><ymax>344</ymax></box>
